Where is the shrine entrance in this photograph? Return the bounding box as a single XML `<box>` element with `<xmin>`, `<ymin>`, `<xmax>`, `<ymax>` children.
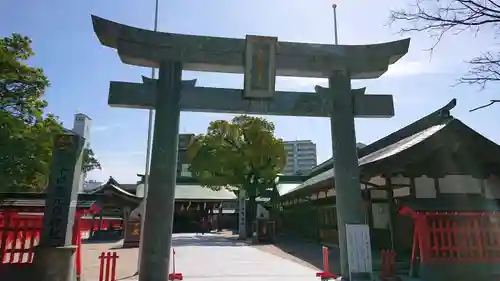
<box><xmin>91</xmin><ymin>14</ymin><xmax>410</xmax><ymax>280</ymax></box>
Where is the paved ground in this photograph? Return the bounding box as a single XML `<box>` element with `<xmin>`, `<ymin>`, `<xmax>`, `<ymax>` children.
<box><xmin>81</xmin><ymin>233</ymin><xmax>320</xmax><ymax>281</ymax></box>
<box><xmin>81</xmin><ymin>241</ymin><xmax>138</xmax><ymax>281</ymax></box>
<box><xmin>254</xmin><ymin>234</ymin><xmax>340</xmax><ymax>273</ymax></box>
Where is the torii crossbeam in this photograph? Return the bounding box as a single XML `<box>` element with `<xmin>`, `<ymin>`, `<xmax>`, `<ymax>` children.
<box><xmin>109</xmin><ymin>76</ymin><xmax>395</xmax><ymax>118</ymax></box>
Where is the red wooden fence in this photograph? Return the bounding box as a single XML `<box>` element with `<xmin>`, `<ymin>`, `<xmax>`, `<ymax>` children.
<box><xmin>0</xmin><ymin>212</ymin><xmax>85</xmax><ymax>280</ymax></box>
<box><xmin>0</xmin><ymin>214</ymin><xmax>42</xmax><ymax>264</ymax></box>
<box><xmin>380</xmin><ymin>249</ymin><xmax>397</xmax><ymax>280</ymax></box>
<box><xmin>98</xmin><ymin>252</ymin><xmax>119</xmax><ymax>281</ymax></box>
<box><xmin>79</xmin><ymin>218</ymin><xmax>122</xmax><ymax>232</ymax></box>
<box><xmin>403</xmin><ymin>210</ymin><xmax>500</xmax><ymax>264</ymax></box>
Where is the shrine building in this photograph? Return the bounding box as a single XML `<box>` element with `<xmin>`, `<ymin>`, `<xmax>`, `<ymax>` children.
<box><xmin>276</xmin><ymin>99</ymin><xmax>500</xmax><ymax>279</ymax></box>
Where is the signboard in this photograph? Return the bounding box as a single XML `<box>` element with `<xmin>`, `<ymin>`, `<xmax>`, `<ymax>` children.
<box><xmin>123</xmin><ymin>220</ymin><xmax>141</xmax><ymax>248</ymax></box>
<box><xmin>243</xmin><ymin>35</ymin><xmax>277</xmax><ymax>99</ymax></box>
<box><xmin>238</xmin><ymin>189</ymin><xmax>247</xmax><ymax>239</ymax></box>
<box><xmin>346</xmin><ymin>224</ymin><xmax>373</xmax><ymax>281</ymax></box>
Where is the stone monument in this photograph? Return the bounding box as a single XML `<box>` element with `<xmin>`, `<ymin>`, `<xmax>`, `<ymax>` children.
<box><xmin>34</xmin><ymin>132</ymin><xmax>86</xmax><ymax>281</ymax></box>
<box><xmin>91</xmin><ymin>15</ymin><xmax>409</xmax><ymax>281</ymax></box>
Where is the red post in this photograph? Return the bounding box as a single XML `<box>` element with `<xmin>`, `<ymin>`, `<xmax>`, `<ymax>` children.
<box><xmin>98</xmin><ymin>251</ymin><xmax>119</xmax><ymax>281</ymax></box>
<box><xmin>380</xmin><ymin>249</ymin><xmax>397</xmax><ymax>280</ymax></box>
<box><xmin>98</xmin><ymin>252</ymin><xmax>105</xmax><ymax>281</ymax></box>
<box><xmin>322</xmin><ymin>246</ymin><xmax>329</xmax><ymax>273</ymax></box>
<box><xmin>110</xmin><ymin>252</ymin><xmax>118</xmax><ymax>281</ymax></box>
<box><xmin>381</xmin><ymin>250</ymin><xmax>387</xmax><ymax>279</ymax></box>
<box><xmin>8</xmin><ymin>216</ymin><xmax>20</xmax><ymax>263</ymax></box>
<box><xmin>315</xmin><ymin>246</ymin><xmax>337</xmax><ymax>280</ymax></box>
<box><xmin>168</xmin><ymin>248</ymin><xmax>184</xmax><ymax>280</ymax></box>
<box><xmin>390</xmin><ymin>250</ymin><xmax>397</xmax><ymax>277</ymax></box>
<box><xmin>105</xmin><ymin>252</ymin><xmax>111</xmax><ymax>281</ymax></box>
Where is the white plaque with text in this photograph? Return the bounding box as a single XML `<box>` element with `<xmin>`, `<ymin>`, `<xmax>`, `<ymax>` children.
<box><xmin>346</xmin><ymin>224</ymin><xmax>372</xmax><ymax>280</ymax></box>
<box><xmin>238</xmin><ymin>189</ymin><xmax>247</xmax><ymax>239</ymax></box>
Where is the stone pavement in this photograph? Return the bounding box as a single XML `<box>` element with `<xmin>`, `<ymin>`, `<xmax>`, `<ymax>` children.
<box><xmin>115</xmin><ymin>233</ymin><xmax>319</xmax><ymax>281</ymax></box>
<box><xmin>81</xmin><ymin>240</ymin><xmax>138</xmax><ymax>281</ymax></box>
<box><xmin>254</xmin><ymin>234</ymin><xmax>341</xmax><ymax>273</ymax></box>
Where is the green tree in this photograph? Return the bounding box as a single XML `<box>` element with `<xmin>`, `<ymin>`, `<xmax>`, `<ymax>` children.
<box><xmin>83</xmin><ymin>148</ymin><xmax>102</xmax><ymax>174</ymax></box>
<box><xmin>389</xmin><ymin>0</ymin><xmax>500</xmax><ymax>110</ymax></box>
<box><xmin>0</xmin><ymin>33</ymin><xmax>101</xmax><ymax>192</ymax></box>
<box><xmin>187</xmin><ymin>115</ymin><xmax>286</xmax><ymax>236</ymax></box>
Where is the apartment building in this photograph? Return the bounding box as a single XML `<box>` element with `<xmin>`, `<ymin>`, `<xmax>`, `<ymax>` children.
<box><xmin>282</xmin><ymin>140</ymin><xmax>317</xmax><ymax>175</ymax></box>
<box><xmin>177</xmin><ymin>133</ymin><xmax>195</xmax><ymax>177</ymax></box>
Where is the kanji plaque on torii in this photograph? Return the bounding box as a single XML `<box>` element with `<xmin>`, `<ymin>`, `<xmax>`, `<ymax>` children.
<box><xmin>91</xmin><ymin>14</ymin><xmax>410</xmax><ymax>281</ymax></box>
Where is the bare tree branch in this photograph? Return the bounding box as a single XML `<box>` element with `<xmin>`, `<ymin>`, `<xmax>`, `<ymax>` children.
<box><xmin>390</xmin><ymin>0</ymin><xmax>500</xmax><ymax>100</ymax></box>
<box><xmin>460</xmin><ymin>51</ymin><xmax>500</xmax><ymax>88</ymax></box>
<box><xmin>469</xmin><ymin>99</ymin><xmax>500</xmax><ymax>111</ymax></box>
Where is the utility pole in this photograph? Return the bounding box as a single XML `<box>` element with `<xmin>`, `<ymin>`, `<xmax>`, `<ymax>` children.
<box><xmin>332</xmin><ymin>4</ymin><xmax>339</xmax><ymax>45</ymax></box>
<box><xmin>137</xmin><ymin>0</ymin><xmax>160</xmax><ymax>273</ymax></box>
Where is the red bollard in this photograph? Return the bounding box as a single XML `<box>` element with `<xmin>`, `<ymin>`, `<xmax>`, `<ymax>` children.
<box><xmin>98</xmin><ymin>252</ymin><xmax>119</xmax><ymax>281</ymax></box>
<box><xmin>168</xmin><ymin>248</ymin><xmax>183</xmax><ymax>280</ymax></box>
<box><xmin>315</xmin><ymin>246</ymin><xmax>337</xmax><ymax>280</ymax></box>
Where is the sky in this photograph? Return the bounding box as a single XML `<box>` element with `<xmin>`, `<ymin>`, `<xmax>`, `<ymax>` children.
<box><xmin>2</xmin><ymin>0</ymin><xmax>500</xmax><ymax>184</ymax></box>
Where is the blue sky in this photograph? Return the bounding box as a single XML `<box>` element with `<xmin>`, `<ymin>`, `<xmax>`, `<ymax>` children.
<box><xmin>3</xmin><ymin>0</ymin><xmax>499</xmax><ymax>183</ymax></box>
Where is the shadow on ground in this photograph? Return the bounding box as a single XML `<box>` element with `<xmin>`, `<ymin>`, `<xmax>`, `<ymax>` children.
<box><xmin>171</xmin><ymin>234</ymin><xmax>247</xmax><ymax>247</ymax></box>
<box><xmin>82</xmin><ymin>239</ymin><xmax>122</xmax><ymax>245</ymax></box>
<box><xmin>271</xmin><ymin>234</ymin><xmax>341</xmax><ymax>274</ymax></box>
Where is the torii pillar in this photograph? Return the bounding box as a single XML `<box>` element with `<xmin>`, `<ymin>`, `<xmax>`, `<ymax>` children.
<box><xmin>91</xmin><ymin>15</ymin><xmax>410</xmax><ymax>281</ymax></box>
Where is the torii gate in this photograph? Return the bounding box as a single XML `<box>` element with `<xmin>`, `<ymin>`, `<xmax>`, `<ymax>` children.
<box><xmin>91</xmin><ymin>15</ymin><xmax>409</xmax><ymax>281</ymax></box>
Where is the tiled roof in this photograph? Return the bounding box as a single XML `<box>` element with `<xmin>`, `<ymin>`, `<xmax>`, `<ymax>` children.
<box><xmin>87</xmin><ymin>179</ymin><xmax>141</xmax><ymax>204</ymax></box>
<box><xmin>306</xmin><ymin>99</ymin><xmax>457</xmax><ymax>178</ymax></box>
<box><xmin>130</xmin><ymin>185</ymin><xmax>237</xmax><ymax>218</ymax></box>
<box><xmin>278</xmin><ymin>98</ymin><xmax>500</xmax><ymax>198</ymax></box>
<box><xmin>281</xmin><ymin>116</ymin><xmax>500</xmax><ymax>198</ymax></box>
<box><xmin>276</xmin><ymin>183</ymin><xmax>301</xmax><ymax>196</ymax></box>
<box><xmin>281</xmin><ymin>122</ymin><xmax>452</xmax><ymax>197</ymax></box>
<box><xmin>175</xmin><ymin>185</ymin><xmax>237</xmax><ymax>201</ymax></box>
<box><xmin>0</xmin><ymin>193</ymin><xmax>97</xmax><ymax>210</ymax></box>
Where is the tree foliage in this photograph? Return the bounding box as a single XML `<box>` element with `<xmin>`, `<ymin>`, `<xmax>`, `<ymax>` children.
<box><xmin>187</xmin><ymin>115</ymin><xmax>286</xmax><ymax>193</ymax></box>
<box><xmin>390</xmin><ymin>0</ymin><xmax>500</xmax><ymax>91</ymax></box>
<box><xmin>187</xmin><ymin>115</ymin><xmax>286</xmax><ymax>236</ymax></box>
<box><xmin>0</xmin><ymin>33</ymin><xmax>101</xmax><ymax>192</ymax></box>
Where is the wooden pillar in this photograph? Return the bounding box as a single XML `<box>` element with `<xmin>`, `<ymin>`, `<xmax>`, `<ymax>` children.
<box><xmin>217</xmin><ymin>203</ymin><xmax>222</xmax><ymax>231</ymax></box>
<box><xmin>385</xmin><ymin>176</ymin><xmax>396</xmax><ymax>251</ymax></box>
<box><xmin>409</xmin><ymin>177</ymin><xmax>417</xmax><ymax>198</ymax></box>
<box><xmin>314</xmin><ymin>190</ymin><xmax>321</xmax><ymax>242</ymax></box>
<box><xmin>209</xmin><ymin>204</ymin><xmax>214</xmax><ymax>231</ymax></box>
<box><xmin>433</xmin><ymin>178</ymin><xmax>442</xmax><ymax>197</ymax></box>
<box><xmin>89</xmin><ymin>214</ymin><xmax>96</xmax><ymax>238</ymax></box>
<box><xmin>122</xmin><ymin>207</ymin><xmax>131</xmax><ymax>240</ymax></box>
<box><xmin>98</xmin><ymin>213</ymin><xmax>103</xmax><ymax>230</ymax></box>
<box><xmin>365</xmin><ymin>185</ymin><xmax>374</xmax><ymax>229</ymax></box>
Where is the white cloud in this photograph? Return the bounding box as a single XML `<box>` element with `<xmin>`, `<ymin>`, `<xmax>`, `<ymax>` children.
<box><xmin>92</xmin><ymin>126</ymin><xmax>110</xmax><ymax>132</ymax></box>
<box><xmin>276</xmin><ymin>77</ymin><xmax>326</xmax><ymax>90</ymax></box>
<box><xmin>275</xmin><ymin>60</ymin><xmax>442</xmax><ymax>89</ymax></box>
<box><xmin>384</xmin><ymin>61</ymin><xmax>439</xmax><ymax>77</ymax></box>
